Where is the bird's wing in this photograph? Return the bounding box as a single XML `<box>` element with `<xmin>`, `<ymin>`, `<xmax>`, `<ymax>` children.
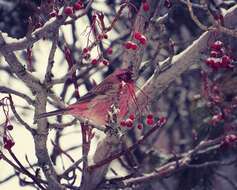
<box><xmin>75</xmin><ymin>81</ymin><xmax>115</xmax><ymax>103</ymax></box>
<box><xmin>93</xmin><ymin>81</ymin><xmax>114</xmax><ymax>94</ymax></box>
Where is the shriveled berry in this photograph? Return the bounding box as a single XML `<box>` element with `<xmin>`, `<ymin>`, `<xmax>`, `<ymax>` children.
<box><xmin>143</xmin><ymin>2</ymin><xmax>150</xmax><ymax>12</ymax></box>
<box><xmin>64</xmin><ymin>6</ymin><xmax>74</xmax><ymax>16</ymax></box>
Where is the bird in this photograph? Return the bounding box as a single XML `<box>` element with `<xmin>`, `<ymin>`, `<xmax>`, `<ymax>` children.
<box><xmin>37</xmin><ymin>68</ymin><xmax>135</xmax><ymax>127</ymax></box>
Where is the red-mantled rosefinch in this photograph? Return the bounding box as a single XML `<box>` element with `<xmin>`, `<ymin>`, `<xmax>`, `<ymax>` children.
<box><xmin>37</xmin><ymin>68</ymin><xmax>135</xmax><ymax>126</ymax></box>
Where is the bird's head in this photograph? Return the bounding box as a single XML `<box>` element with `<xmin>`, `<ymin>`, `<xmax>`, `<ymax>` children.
<box><xmin>115</xmin><ymin>68</ymin><xmax>134</xmax><ymax>83</ymax></box>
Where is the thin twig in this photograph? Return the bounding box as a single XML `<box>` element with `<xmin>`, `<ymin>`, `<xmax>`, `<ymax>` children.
<box><xmin>8</xmin><ymin>94</ymin><xmax>35</xmax><ymax>134</ymax></box>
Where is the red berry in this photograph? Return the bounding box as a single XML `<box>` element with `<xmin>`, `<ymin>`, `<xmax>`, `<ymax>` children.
<box><xmin>211</xmin><ymin>41</ymin><xmax>223</xmax><ymax>51</ymax></box>
<box><xmin>131</xmin><ymin>43</ymin><xmax>138</xmax><ymax>50</ymax></box>
<box><xmin>158</xmin><ymin>117</ymin><xmax>167</xmax><ymax>124</ymax></box>
<box><xmin>102</xmin><ymin>59</ymin><xmax>109</xmax><ymax>66</ymax></box>
<box><xmin>7</xmin><ymin>125</ymin><xmax>13</xmax><ymax>131</ymax></box>
<box><xmin>124</xmin><ymin>41</ymin><xmax>133</xmax><ymax>49</ymax></box>
<box><xmin>97</xmin><ymin>34</ymin><xmax>104</xmax><ymax>40</ymax></box>
<box><xmin>205</xmin><ymin>57</ymin><xmax>215</xmax><ymax>66</ymax></box>
<box><xmin>129</xmin><ymin>114</ymin><xmax>135</xmax><ymax>121</ymax></box>
<box><xmin>143</xmin><ymin>2</ymin><xmax>150</xmax><ymax>12</ymax></box>
<box><xmin>120</xmin><ymin>120</ymin><xmax>127</xmax><ymax>127</ymax></box>
<box><xmin>91</xmin><ymin>59</ymin><xmax>98</xmax><ymax>65</ymax></box>
<box><xmin>210</xmin><ymin>51</ymin><xmax>218</xmax><ymax>58</ymax></box>
<box><xmin>73</xmin><ymin>2</ymin><xmax>83</xmax><ymax>11</ymax></box>
<box><xmin>106</xmin><ymin>47</ymin><xmax>113</xmax><ymax>55</ymax></box>
<box><xmin>124</xmin><ymin>41</ymin><xmax>138</xmax><ymax>50</ymax></box>
<box><xmin>125</xmin><ymin>119</ymin><xmax>133</xmax><ymax>128</ymax></box>
<box><xmin>221</xmin><ymin>55</ymin><xmax>231</xmax><ymax>67</ymax></box>
<box><xmin>83</xmin><ymin>48</ymin><xmax>89</xmax><ymax>54</ymax></box>
<box><xmin>137</xmin><ymin>123</ymin><xmax>143</xmax><ymax>130</ymax></box>
<box><xmin>64</xmin><ymin>6</ymin><xmax>74</xmax><ymax>16</ymax></box>
<box><xmin>146</xmin><ymin>118</ymin><xmax>154</xmax><ymax>125</ymax></box>
<box><xmin>139</xmin><ymin>35</ymin><xmax>147</xmax><ymax>45</ymax></box>
<box><xmin>134</xmin><ymin>32</ymin><xmax>142</xmax><ymax>40</ymax></box>
<box><xmin>147</xmin><ymin>114</ymin><xmax>153</xmax><ymax>120</ymax></box>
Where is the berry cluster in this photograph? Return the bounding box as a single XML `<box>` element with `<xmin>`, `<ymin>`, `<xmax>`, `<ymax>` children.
<box><xmin>49</xmin><ymin>1</ymin><xmax>84</xmax><ymax>18</ymax></box>
<box><xmin>205</xmin><ymin>41</ymin><xmax>234</xmax><ymax>70</ymax></box>
<box><xmin>64</xmin><ymin>1</ymin><xmax>84</xmax><ymax>16</ymax></box>
<box><xmin>201</xmin><ymin>40</ymin><xmax>237</xmax><ymax>129</ymax></box>
<box><xmin>82</xmin><ymin>47</ymin><xmax>110</xmax><ymax>66</ymax></box>
<box><xmin>120</xmin><ymin>113</ymin><xmax>166</xmax><ymax>130</ymax></box>
<box><xmin>124</xmin><ymin>32</ymin><xmax>147</xmax><ymax>51</ymax></box>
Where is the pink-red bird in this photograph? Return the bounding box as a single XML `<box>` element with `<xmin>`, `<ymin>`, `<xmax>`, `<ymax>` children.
<box><xmin>38</xmin><ymin>68</ymin><xmax>135</xmax><ymax>126</ymax></box>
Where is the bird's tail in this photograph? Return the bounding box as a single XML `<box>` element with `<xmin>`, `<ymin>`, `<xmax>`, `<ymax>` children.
<box><xmin>36</xmin><ymin>108</ymin><xmax>71</xmax><ymax>119</ymax></box>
